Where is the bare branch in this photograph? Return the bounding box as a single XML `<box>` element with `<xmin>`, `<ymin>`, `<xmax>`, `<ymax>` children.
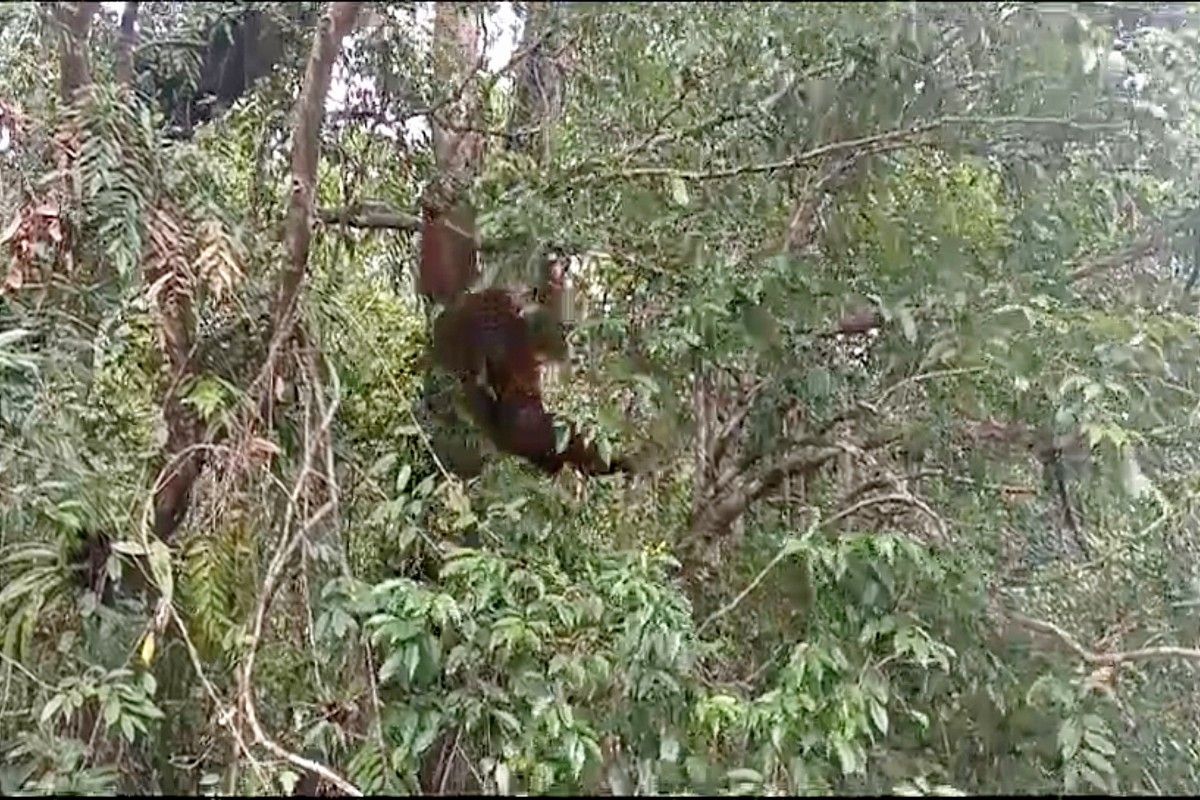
<box><xmin>781</xmin><ymin>152</ymin><xmax>868</xmax><ymax>253</ymax></box>
<box><xmin>691</xmin><ymin>372</ymin><xmax>713</xmax><ymax>519</ymax></box>
<box><xmin>1068</xmin><ymin>210</ymin><xmax>1200</xmax><ymax>281</ymax></box>
<box><xmin>257</xmin><ymin>1</ymin><xmax>362</xmax><ymax>420</ymax></box>
<box><xmin>599</xmin><ymin>115</ymin><xmax>1124</xmax><ymax>184</ymax></box>
<box><xmin>698</xmin><ymin>512</ymin><xmax>820</xmax><ymax>635</ymax></box>
<box><xmin>709</xmin><ymin>379</ymin><xmax>764</xmax><ymax>471</ymax></box>
<box><xmin>317</xmin><ymin>205</ymin><xmax>420</xmax><ymax>232</ymax></box>
<box><xmin>240</xmin><ymin>357</ymin><xmax>359</xmax><ymax>796</ymax></box>
<box><xmin>1009</xmin><ymin>612</ymin><xmax>1200</xmax><ymax>666</ymax></box>
<box><xmin>824</xmin><ymin>491</ymin><xmax>948</xmax><ymax>542</ymax></box>
<box><xmin>166</xmin><ymin>605</ymin><xmax>269</xmax><ymax>787</ymax></box>
<box><xmin>695</xmin><ymin>444</ymin><xmax>844</xmax><ymax>539</ymax></box>
<box><xmin>698</xmin><ymin>488</ymin><xmax>945</xmax><ymax>634</ymax></box>
<box><xmin>874</xmin><ymin>366</ymin><xmax>987</xmax><ymax>407</ymax></box>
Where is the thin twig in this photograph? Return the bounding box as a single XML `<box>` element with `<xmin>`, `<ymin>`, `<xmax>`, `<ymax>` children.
<box><xmin>698</xmin><ymin>483</ymin><xmax>951</xmax><ymax>635</ymax></box>
<box><xmin>598</xmin><ymin>115</ymin><xmax>1124</xmax><ymax>183</ymax></box>
<box><xmin>698</xmin><ymin>512</ymin><xmax>819</xmax><ymax>635</ymax></box>
<box><xmin>874</xmin><ymin>366</ymin><xmax>986</xmax><ymax>406</ymax></box>
<box><xmin>0</xmin><ymin>651</ymin><xmax>56</xmax><ymax>691</ymax></box>
<box><xmin>167</xmin><ymin>605</ymin><xmax>269</xmax><ymax>787</ymax></box>
<box><xmin>240</xmin><ymin>361</ymin><xmax>358</xmax><ymax>795</ymax></box>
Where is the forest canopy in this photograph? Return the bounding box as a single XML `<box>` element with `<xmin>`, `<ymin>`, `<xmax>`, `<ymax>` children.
<box><xmin>5</xmin><ymin>1</ymin><xmax>1200</xmax><ymax>795</ymax></box>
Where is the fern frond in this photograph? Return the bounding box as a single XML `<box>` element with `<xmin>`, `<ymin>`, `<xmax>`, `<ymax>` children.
<box><xmin>66</xmin><ymin>84</ymin><xmax>163</xmax><ymax>280</ymax></box>
<box><xmin>179</xmin><ymin>530</ymin><xmax>235</xmax><ymax>656</ymax></box>
<box><xmin>193</xmin><ymin>217</ymin><xmax>246</xmax><ymax>305</ymax></box>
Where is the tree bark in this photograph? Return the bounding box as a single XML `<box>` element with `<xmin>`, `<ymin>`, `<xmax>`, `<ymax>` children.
<box><xmin>53</xmin><ymin>2</ymin><xmax>100</xmax><ymax>104</ymax></box>
<box><xmin>115</xmin><ymin>2</ymin><xmax>139</xmax><ymax>88</ymax></box>
<box><xmin>259</xmin><ymin>1</ymin><xmax>363</xmax><ymax>421</ymax></box>
<box><xmin>422</xmin><ymin>3</ymin><xmax>486</xmax><ymax>214</ymax></box>
<box><xmin>152</xmin><ymin>2</ymin><xmax>362</xmax><ymax>541</ymax></box>
<box><xmin>146</xmin><ymin>200</ymin><xmax>202</xmax><ymax>541</ymax></box>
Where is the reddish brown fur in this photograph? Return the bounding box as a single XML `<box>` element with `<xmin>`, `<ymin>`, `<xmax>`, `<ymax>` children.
<box><xmin>418</xmin><ymin>202</ymin><xmax>479</xmax><ymax>303</ymax></box>
<box><xmin>419</xmin><ymin>205</ymin><xmax>624</xmax><ymax>476</ymax></box>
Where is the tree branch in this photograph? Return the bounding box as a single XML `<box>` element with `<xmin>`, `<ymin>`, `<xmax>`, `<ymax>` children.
<box><xmin>53</xmin><ymin>1</ymin><xmax>100</xmax><ymax>104</ymax></box>
<box><xmin>698</xmin><ymin>488</ymin><xmax>945</xmax><ymax>634</ymax></box>
<box><xmin>1009</xmin><ymin>612</ymin><xmax>1200</xmax><ymax>666</ymax></box>
<box><xmin>695</xmin><ymin>444</ymin><xmax>844</xmax><ymax>539</ymax></box>
<box><xmin>1068</xmin><ymin>210</ymin><xmax>1200</xmax><ymax>281</ymax></box>
<box><xmin>709</xmin><ymin>379</ymin><xmax>764</xmax><ymax>472</ymax></box>
<box><xmin>599</xmin><ymin>115</ymin><xmax>1123</xmax><ymax>183</ymax></box>
<box><xmin>115</xmin><ymin>2</ymin><xmax>138</xmax><ymax>88</ymax></box>
<box><xmin>257</xmin><ymin>1</ymin><xmax>362</xmax><ymax>421</ymax></box>
<box><xmin>420</xmin><ymin>3</ymin><xmax>487</xmax><ymax>214</ymax></box>
<box><xmin>317</xmin><ymin>205</ymin><xmax>420</xmax><ymax>231</ymax></box>
<box><xmin>240</xmin><ymin>357</ymin><xmax>359</xmax><ymax>796</ymax></box>
<box><xmin>144</xmin><ymin>201</ymin><xmax>204</xmax><ymax>541</ymax></box>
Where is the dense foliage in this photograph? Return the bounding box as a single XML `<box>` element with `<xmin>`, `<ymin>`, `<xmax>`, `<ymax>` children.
<box><xmin>5</xmin><ymin>1</ymin><xmax>1200</xmax><ymax>795</ymax></box>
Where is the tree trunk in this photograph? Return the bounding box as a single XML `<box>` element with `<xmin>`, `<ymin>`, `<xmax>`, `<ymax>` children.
<box><xmin>53</xmin><ymin>2</ymin><xmax>100</xmax><ymax>104</ymax></box>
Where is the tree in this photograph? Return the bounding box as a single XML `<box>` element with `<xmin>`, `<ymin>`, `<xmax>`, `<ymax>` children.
<box><xmin>6</xmin><ymin>1</ymin><xmax>1200</xmax><ymax>795</ymax></box>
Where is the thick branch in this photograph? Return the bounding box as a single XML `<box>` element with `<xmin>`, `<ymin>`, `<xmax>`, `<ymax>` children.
<box><xmin>421</xmin><ymin>3</ymin><xmax>486</xmax><ymax>213</ymax></box>
<box><xmin>315</xmin><ymin>204</ymin><xmax>510</xmax><ymax>257</ymax></box>
<box><xmin>54</xmin><ymin>1</ymin><xmax>100</xmax><ymax>103</ymax></box>
<box><xmin>115</xmin><ymin>2</ymin><xmax>139</xmax><ymax>88</ymax></box>
<box><xmin>317</xmin><ymin>205</ymin><xmax>420</xmax><ymax>231</ymax></box>
<box><xmin>145</xmin><ymin>201</ymin><xmax>202</xmax><ymax>541</ymax></box>
<box><xmin>507</xmin><ymin>1</ymin><xmax>563</xmax><ymax>160</ymax></box>
<box><xmin>1068</xmin><ymin>210</ymin><xmax>1200</xmax><ymax>281</ymax></box>
<box><xmin>696</xmin><ymin>445</ymin><xmax>844</xmax><ymax>538</ymax></box>
<box><xmin>259</xmin><ymin>2</ymin><xmax>362</xmax><ymax>418</ymax></box>
<box><xmin>709</xmin><ymin>379</ymin><xmax>763</xmax><ymax>471</ymax></box>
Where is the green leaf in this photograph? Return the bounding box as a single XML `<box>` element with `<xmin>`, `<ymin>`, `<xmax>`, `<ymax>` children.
<box><xmin>395</xmin><ymin>464</ymin><xmax>412</xmax><ymax>494</ymax></box>
<box><xmin>726</xmin><ymin>768</ymin><xmax>763</xmax><ymax>785</ymax></box>
<box><xmin>1082</xmin><ymin>748</ymin><xmax>1114</xmax><ymax>776</ymax></box>
<box><xmin>369</xmin><ymin>453</ymin><xmax>397</xmax><ymax>478</ymax></box>
<box><xmin>668</xmin><ymin>175</ymin><xmax>690</xmax><ymax>206</ymax></box>
<box><xmin>597</xmin><ymin>435</ymin><xmax>613</xmax><ymax>467</ymax></box>
<box><xmin>1083</xmin><ymin>730</ymin><xmax>1115</xmax><ymax>756</ymax></box>
<box><xmin>659</xmin><ymin>735</ymin><xmax>680</xmax><ymax>762</ymax></box>
<box><xmin>1119</xmin><ymin>449</ymin><xmax>1152</xmax><ymax>499</ymax></box>
<box><xmin>148</xmin><ymin>539</ymin><xmax>174</xmax><ymax>603</ymax></box>
<box><xmin>0</xmin><ymin>328</ymin><xmax>32</xmax><ymax>348</ymax></box>
<box><xmin>1058</xmin><ymin>717</ymin><xmax>1082</xmax><ymax>761</ymax></box>
<box><xmin>897</xmin><ymin>306</ymin><xmax>917</xmax><ymax>343</ymax></box>
<box><xmin>103</xmin><ymin>694</ymin><xmax>121</xmax><ymax>727</ymax></box>
<box><xmin>1080</xmin><ymin>765</ymin><xmax>1110</xmax><ymax>792</ymax></box>
<box><xmin>833</xmin><ymin>739</ymin><xmax>859</xmax><ymax>775</ymax></box>
<box><xmin>378</xmin><ymin>651</ymin><xmax>405</xmax><ymax>685</ymax></box>
<box><xmin>869</xmin><ymin>700</ymin><xmax>889</xmax><ymax>736</ymax></box>
<box><xmin>404</xmin><ymin>642</ymin><xmax>421</xmax><ymax>682</ymax></box>
<box><xmin>554</xmin><ymin>420</ymin><xmax>571</xmax><ymax>454</ymax></box>
<box><xmin>40</xmin><ymin>693</ymin><xmax>65</xmax><ymax>724</ymax></box>
<box><xmin>492</xmin><ymin>708</ymin><xmax>521</xmax><ymax>735</ymax></box>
